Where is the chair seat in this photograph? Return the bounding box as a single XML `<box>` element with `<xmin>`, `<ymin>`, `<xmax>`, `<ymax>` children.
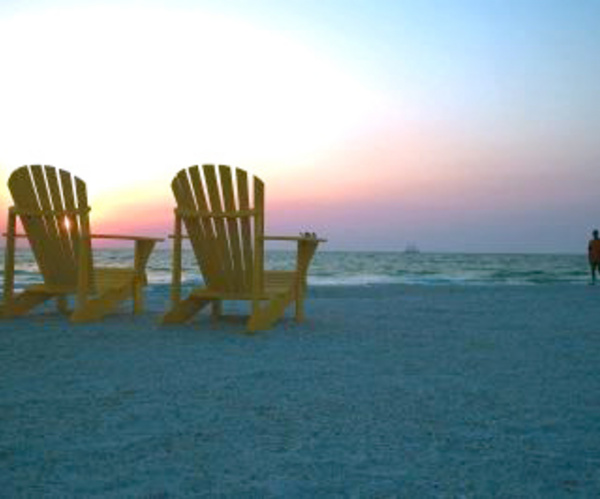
<box><xmin>190</xmin><ymin>270</ymin><xmax>298</xmax><ymax>300</ymax></box>
<box><xmin>94</xmin><ymin>267</ymin><xmax>137</xmax><ymax>293</ymax></box>
<box><xmin>264</xmin><ymin>270</ymin><xmax>298</xmax><ymax>294</ymax></box>
<box><xmin>26</xmin><ymin>267</ymin><xmax>136</xmax><ymax>295</ymax></box>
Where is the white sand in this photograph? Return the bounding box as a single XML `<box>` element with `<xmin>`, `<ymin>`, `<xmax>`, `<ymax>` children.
<box><xmin>1</xmin><ymin>284</ymin><xmax>599</xmax><ymax>496</ymax></box>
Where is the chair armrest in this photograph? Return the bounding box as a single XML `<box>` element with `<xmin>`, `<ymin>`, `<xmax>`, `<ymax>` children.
<box><xmin>168</xmin><ymin>234</ymin><xmax>327</xmax><ymax>243</ymax></box>
<box><xmin>2</xmin><ymin>233</ymin><xmax>27</xmax><ymax>238</ymax></box>
<box><xmin>263</xmin><ymin>234</ymin><xmax>324</xmax><ymax>285</ymax></box>
<box><xmin>90</xmin><ymin>235</ymin><xmax>162</xmax><ymax>285</ymax></box>
<box><xmin>2</xmin><ymin>233</ymin><xmax>164</xmax><ymax>242</ymax></box>
<box><xmin>262</xmin><ymin>234</ymin><xmax>327</xmax><ymax>243</ymax></box>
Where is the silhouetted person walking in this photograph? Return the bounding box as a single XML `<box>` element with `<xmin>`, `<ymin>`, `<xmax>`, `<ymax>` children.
<box><xmin>588</xmin><ymin>229</ymin><xmax>600</xmax><ymax>285</ymax></box>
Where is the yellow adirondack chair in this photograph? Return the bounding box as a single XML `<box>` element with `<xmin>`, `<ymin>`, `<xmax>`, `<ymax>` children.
<box><xmin>162</xmin><ymin>164</ymin><xmax>325</xmax><ymax>332</ymax></box>
<box><xmin>2</xmin><ymin>165</ymin><xmax>163</xmax><ymax>322</ymax></box>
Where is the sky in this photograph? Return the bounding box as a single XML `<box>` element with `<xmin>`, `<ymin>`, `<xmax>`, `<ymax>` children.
<box><xmin>0</xmin><ymin>0</ymin><xmax>599</xmax><ymax>252</ymax></box>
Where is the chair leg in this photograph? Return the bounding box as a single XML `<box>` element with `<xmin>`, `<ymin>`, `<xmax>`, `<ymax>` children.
<box><xmin>295</xmin><ymin>277</ymin><xmax>306</xmax><ymax>323</ymax></box>
<box><xmin>211</xmin><ymin>300</ymin><xmax>222</xmax><ymax>321</ymax></box>
<box><xmin>133</xmin><ymin>281</ymin><xmax>144</xmax><ymax>315</ymax></box>
<box><xmin>71</xmin><ymin>285</ymin><xmax>131</xmax><ymax>323</ymax></box>
<box><xmin>170</xmin><ymin>217</ymin><xmax>183</xmax><ymax>307</ymax></box>
<box><xmin>57</xmin><ymin>296</ymin><xmax>70</xmax><ymax>315</ymax></box>
<box><xmin>248</xmin><ymin>290</ymin><xmax>294</xmax><ymax>332</ymax></box>
<box><xmin>2</xmin><ymin>208</ymin><xmax>17</xmax><ymax>318</ymax></box>
<box><xmin>295</xmin><ymin>296</ymin><xmax>305</xmax><ymax>323</ymax></box>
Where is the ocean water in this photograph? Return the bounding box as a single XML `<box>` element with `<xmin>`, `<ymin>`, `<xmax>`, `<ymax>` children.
<box><xmin>0</xmin><ymin>248</ymin><xmax>590</xmax><ymax>289</ymax></box>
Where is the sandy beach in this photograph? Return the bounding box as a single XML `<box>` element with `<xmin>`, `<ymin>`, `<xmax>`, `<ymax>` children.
<box><xmin>1</xmin><ymin>283</ymin><xmax>599</xmax><ymax>496</ymax></box>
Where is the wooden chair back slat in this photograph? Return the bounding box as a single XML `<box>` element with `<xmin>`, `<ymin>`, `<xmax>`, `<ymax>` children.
<box><xmin>188</xmin><ymin>166</ymin><xmax>225</xmax><ymax>289</ymax></box>
<box><xmin>45</xmin><ymin>166</ymin><xmax>77</xmax><ymax>283</ymax></box>
<box><xmin>219</xmin><ymin>165</ymin><xmax>245</xmax><ymax>292</ymax></box>
<box><xmin>202</xmin><ymin>164</ymin><xmax>235</xmax><ymax>291</ymax></box>
<box><xmin>30</xmin><ymin>165</ymin><xmax>67</xmax><ymax>283</ymax></box>
<box><xmin>59</xmin><ymin>169</ymin><xmax>81</xmax><ymax>267</ymax></box>
<box><xmin>236</xmin><ymin>168</ymin><xmax>254</xmax><ymax>292</ymax></box>
<box><xmin>74</xmin><ymin>175</ymin><xmax>93</xmax><ymax>288</ymax></box>
<box><xmin>172</xmin><ymin>170</ymin><xmax>211</xmax><ymax>284</ymax></box>
<box><xmin>8</xmin><ymin>166</ymin><xmax>55</xmax><ymax>283</ymax></box>
<box><xmin>253</xmin><ymin>177</ymin><xmax>265</xmax><ymax>294</ymax></box>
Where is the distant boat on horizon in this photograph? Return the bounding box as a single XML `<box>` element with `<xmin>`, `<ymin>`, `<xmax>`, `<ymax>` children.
<box><xmin>404</xmin><ymin>243</ymin><xmax>421</xmax><ymax>254</ymax></box>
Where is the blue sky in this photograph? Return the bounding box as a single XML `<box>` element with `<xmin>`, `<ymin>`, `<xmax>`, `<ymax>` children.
<box><xmin>1</xmin><ymin>0</ymin><xmax>599</xmax><ymax>252</ymax></box>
